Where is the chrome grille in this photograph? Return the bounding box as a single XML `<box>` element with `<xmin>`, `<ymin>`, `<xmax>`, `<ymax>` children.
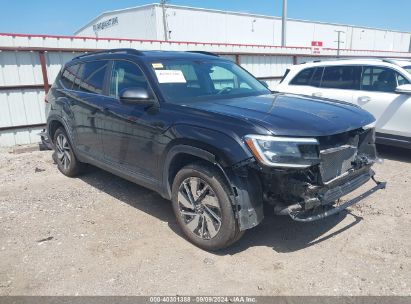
<box><xmin>319</xmin><ymin>145</ymin><xmax>357</xmax><ymax>182</ymax></box>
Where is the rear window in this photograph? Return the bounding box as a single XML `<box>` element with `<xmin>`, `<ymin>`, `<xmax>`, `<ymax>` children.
<box><xmin>321</xmin><ymin>66</ymin><xmax>361</xmax><ymax>90</ymax></box>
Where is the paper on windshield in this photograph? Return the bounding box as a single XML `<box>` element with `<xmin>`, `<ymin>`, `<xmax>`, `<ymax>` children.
<box><xmin>155</xmin><ymin>70</ymin><xmax>187</xmax><ymax>83</ymax></box>
<box><xmin>151</xmin><ymin>63</ymin><xmax>164</xmax><ymax>69</ymax></box>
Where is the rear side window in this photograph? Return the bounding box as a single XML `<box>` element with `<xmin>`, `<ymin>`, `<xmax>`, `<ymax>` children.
<box><xmin>321</xmin><ymin>66</ymin><xmax>361</xmax><ymax>90</ymax></box>
<box><xmin>74</xmin><ymin>61</ymin><xmax>108</xmax><ymax>95</ymax></box>
<box><xmin>290</xmin><ymin>68</ymin><xmax>315</xmax><ymax>86</ymax></box>
<box><xmin>60</xmin><ymin>64</ymin><xmax>80</xmax><ymax>89</ymax></box>
<box><xmin>289</xmin><ymin>67</ymin><xmax>323</xmax><ymax>87</ymax></box>
<box><xmin>311</xmin><ymin>67</ymin><xmax>324</xmax><ymax>87</ymax></box>
<box><xmin>361</xmin><ymin>66</ymin><xmax>409</xmax><ymax>92</ymax></box>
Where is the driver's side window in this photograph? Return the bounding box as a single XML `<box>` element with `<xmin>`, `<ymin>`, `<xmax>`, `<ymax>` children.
<box><xmin>361</xmin><ymin>66</ymin><xmax>409</xmax><ymax>93</ymax></box>
<box><xmin>397</xmin><ymin>73</ymin><xmax>409</xmax><ymax>86</ymax></box>
<box><xmin>109</xmin><ymin>60</ymin><xmax>150</xmax><ymax>98</ymax></box>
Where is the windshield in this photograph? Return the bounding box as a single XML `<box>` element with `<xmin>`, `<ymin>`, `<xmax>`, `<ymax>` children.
<box><xmin>404</xmin><ymin>66</ymin><xmax>411</xmax><ymax>74</ymax></box>
<box><xmin>148</xmin><ymin>59</ymin><xmax>270</xmax><ymax>103</ymax></box>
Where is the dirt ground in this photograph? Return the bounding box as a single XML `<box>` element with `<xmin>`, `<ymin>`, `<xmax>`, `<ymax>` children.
<box><xmin>0</xmin><ymin>145</ymin><xmax>410</xmax><ymax>296</ymax></box>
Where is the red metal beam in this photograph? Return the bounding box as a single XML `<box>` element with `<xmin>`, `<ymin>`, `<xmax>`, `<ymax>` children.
<box><xmin>2</xmin><ymin>32</ymin><xmax>411</xmax><ymax>55</ymax></box>
<box><xmin>0</xmin><ymin>123</ymin><xmax>46</xmax><ymax>132</ymax></box>
<box><xmin>1</xmin><ymin>46</ymin><xmax>408</xmax><ymax>60</ymax></box>
<box><xmin>0</xmin><ymin>84</ymin><xmax>48</xmax><ymax>91</ymax></box>
<box><xmin>235</xmin><ymin>54</ymin><xmax>241</xmax><ymax>65</ymax></box>
<box><xmin>0</xmin><ymin>46</ymin><xmax>99</xmax><ymax>53</ymax></box>
<box><xmin>1</xmin><ymin>32</ymin><xmax>411</xmax><ymax>54</ymax></box>
<box><xmin>218</xmin><ymin>51</ymin><xmax>411</xmax><ymax>59</ymax></box>
<box><xmin>0</xmin><ymin>32</ymin><xmax>314</xmax><ymax>50</ymax></box>
<box><xmin>38</xmin><ymin>51</ymin><xmax>50</xmax><ymax>93</ymax></box>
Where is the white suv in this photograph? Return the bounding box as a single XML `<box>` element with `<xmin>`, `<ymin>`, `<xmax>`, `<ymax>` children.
<box><xmin>275</xmin><ymin>59</ymin><xmax>411</xmax><ymax>149</ymax></box>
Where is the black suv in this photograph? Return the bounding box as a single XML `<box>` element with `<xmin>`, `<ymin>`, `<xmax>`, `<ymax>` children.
<box><xmin>46</xmin><ymin>49</ymin><xmax>385</xmax><ymax>250</ymax></box>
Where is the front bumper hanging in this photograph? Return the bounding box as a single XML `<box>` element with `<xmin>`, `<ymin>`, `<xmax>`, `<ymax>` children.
<box><xmin>285</xmin><ymin>175</ymin><xmax>386</xmax><ymax>222</ymax></box>
<box><xmin>38</xmin><ymin>129</ymin><xmax>53</xmax><ymax>150</ymax></box>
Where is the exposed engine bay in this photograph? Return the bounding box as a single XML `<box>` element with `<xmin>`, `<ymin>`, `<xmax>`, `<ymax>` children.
<box><xmin>248</xmin><ymin>127</ymin><xmax>386</xmax><ymax>222</ymax></box>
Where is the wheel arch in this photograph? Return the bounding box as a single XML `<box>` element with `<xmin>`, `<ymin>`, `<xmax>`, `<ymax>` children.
<box><xmin>161</xmin><ymin>144</ymin><xmax>232</xmax><ymax>200</ymax></box>
<box><xmin>47</xmin><ymin>115</ymin><xmax>72</xmax><ymax>144</ymax></box>
<box><xmin>48</xmin><ymin>120</ymin><xmax>64</xmax><ymax>144</ymax></box>
<box><xmin>161</xmin><ymin>144</ymin><xmax>264</xmax><ymax>231</ymax></box>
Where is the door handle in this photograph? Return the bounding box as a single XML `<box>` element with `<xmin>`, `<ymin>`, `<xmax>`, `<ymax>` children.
<box><xmin>312</xmin><ymin>92</ymin><xmax>323</xmax><ymax>97</ymax></box>
<box><xmin>358</xmin><ymin>96</ymin><xmax>371</xmax><ymax>103</ymax></box>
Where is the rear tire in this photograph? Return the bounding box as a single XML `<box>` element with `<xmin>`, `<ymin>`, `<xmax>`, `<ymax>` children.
<box><xmin>53</xmin><ymin>127</ymin><xmax>84</xmax><ymax>177</ymax></box>
<box><xmin>171</xmin><ymin>162</ymin><xmax>243</xmax><ymax>251</ymax></box>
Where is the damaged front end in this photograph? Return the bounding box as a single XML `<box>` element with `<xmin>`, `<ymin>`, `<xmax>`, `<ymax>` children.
<box><xmin>239</xmin><ymin>126</ymin><xmax>386</xmax><ymax>223</ymax></box>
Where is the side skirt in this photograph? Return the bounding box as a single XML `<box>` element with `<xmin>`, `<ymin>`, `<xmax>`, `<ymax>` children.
<box><xmin>376</xmin><ymin>133</ymin><xmax>411</xmax><ymax>149</ymax></box>
<box><xmin>79</xmin><ymin>152</ymin><xmax>162</xmax><ymax>195</ymax></box>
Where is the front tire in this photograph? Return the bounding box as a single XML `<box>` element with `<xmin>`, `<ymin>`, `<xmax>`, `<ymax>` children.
<box><xmin>53</xmin><ymin>127</ymin><xmax>83</xmax><ymax>177</ymax></box>
<box><xmin>171</xmin><ymin>163</ymin><xmax>243</xmax><ymax>251</ymax></box>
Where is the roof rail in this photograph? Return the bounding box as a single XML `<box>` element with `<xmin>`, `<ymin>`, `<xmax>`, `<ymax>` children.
<box><xmin>186</xmin><ymin>51</ymin><xmax>219</xmax><ymax>57</ymax></box>
<box><xmin>300</xmin><ymin>57</ymin><xmax>403</xmax><ymax>65</ymax></box>
<box><xmin>382</xmin><ymin>59</ymin><xmax>398</xmax><ymax>65</ymax></box>
<box><xmin>74</xmin><ymin>48</ymin><xmax>145</xmax><ymax>60</ymax></box>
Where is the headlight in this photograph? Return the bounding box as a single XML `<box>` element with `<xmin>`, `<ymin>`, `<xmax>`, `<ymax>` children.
<box><xmin>244</xmin><ymin>135</ymin><xmax>319</xmax><ymax>168</ymax></box>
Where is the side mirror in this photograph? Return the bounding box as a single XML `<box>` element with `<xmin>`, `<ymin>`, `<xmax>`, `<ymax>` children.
<box><xmin>395</xmin><ymin>84</ymin><xmax>411</xmax><ymax>95</ymax></box>
<box><xmin>120</xmin><ymin>87</ymin><xmax>155</xmax><ymax>106</ymax></box>
<box><xmin>260</xmin><ymin>80</ymin><xmax>270</xmax><ymax>89</ymax></box>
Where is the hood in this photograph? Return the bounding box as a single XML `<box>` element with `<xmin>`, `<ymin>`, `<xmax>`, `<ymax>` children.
<box><xmin>186</xmin><ymin>93</ymin><xmax>375</xmax><ymax>137</ymax></box>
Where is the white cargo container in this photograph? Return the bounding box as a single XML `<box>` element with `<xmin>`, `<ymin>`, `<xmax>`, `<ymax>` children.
<box><xmin>75</xmin><ymin>3</ymin><xmax>411</xmax><ymax>52</ymax></box>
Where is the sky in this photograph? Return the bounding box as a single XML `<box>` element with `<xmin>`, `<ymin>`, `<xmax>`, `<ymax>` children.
<box><xmin>0</xmin><ymin>0</ymin><xmax>410</xmax><ymax>36</ymax></box>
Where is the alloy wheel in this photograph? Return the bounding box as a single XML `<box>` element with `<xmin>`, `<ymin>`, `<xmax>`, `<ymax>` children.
<box><xmin>55</xmin><ymin>134</ymin><xmax>71</xmax><ymax>170</ymax></box>
<box><xmin>177</xmin><ymin>177</ymin><xmax>222</xmax><ymax>240</ymax></box>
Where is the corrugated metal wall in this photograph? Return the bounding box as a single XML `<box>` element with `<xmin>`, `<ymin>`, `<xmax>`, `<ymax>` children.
<box><xmin>1</xmin><ymin>33</ymin><xmax>411</xmax><ymax>147</ymax></box>
<box><xmin>0</xmin><ymin>49</ymin><xmax>82</xmax><ymax>146</ymax></box>
<box><xmin>0</xmin><ymin>89</ymin><xmax>46</xmax><ymax>145</ymax></box>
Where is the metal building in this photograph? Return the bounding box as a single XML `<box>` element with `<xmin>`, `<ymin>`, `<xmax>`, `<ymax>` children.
<box><xmin>75</xmin><ymin>3</ymin><xmax>411</xmax><ymax>52</ymax></box>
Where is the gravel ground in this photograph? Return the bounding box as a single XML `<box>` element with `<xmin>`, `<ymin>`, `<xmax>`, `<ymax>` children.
<box><xmin>0</xmin><ymin>145</ymin><xmax>410</xmax><ymax>296</ymax></box>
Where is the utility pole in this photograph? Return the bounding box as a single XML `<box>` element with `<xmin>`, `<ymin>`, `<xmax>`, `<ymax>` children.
<box><xmin>160</xmin><ymin>0</ymin><xmax>169</xmax><ymax>41</ymax></box>
<box><xmin>335</xmin><ymin>30</ymin><xmax>345</xmax><ymax>57</ymax></box>
<box><xmin>281</xmin><ymin>0</ymin><xmax>287</xmax><ymax>47</ymax></box>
